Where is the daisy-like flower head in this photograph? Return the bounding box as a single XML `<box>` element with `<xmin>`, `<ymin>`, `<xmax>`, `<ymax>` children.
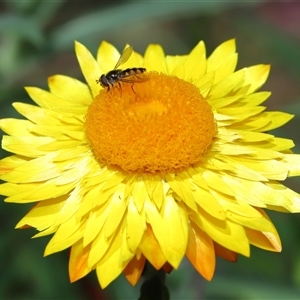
<box><xmin>1</xmin><ymin>39</ymin><xmax>300</xmax><ymax>288</ymax></box>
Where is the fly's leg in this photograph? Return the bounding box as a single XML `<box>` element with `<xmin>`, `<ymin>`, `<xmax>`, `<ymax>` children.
<box><xmin>131</xmin><ymin>83</ymin><xmax>136</xmax><ymax>94</ymax></box>
<box><xmin>118</xmin><ymin>81</ymin><xmax>122</xmax><ymax>97</ymax></box>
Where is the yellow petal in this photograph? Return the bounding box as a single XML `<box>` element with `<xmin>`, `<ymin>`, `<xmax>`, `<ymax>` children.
<box><xmin>166</xmin><ymin>173</ymin><xmax>197</xmax><ymax>212</ymax></box>
<box><xmin>100</xmin><ymin>171</ymin><xmax>126</xmax><ymax>192</ymax></box>
<box><xmin>2</xmin><ymin>135</ymin><xmax>53</xmax><ymax>157</ymax></box>
<box><xmin>144</xmin><ymin>44</ymin><xmax>167</xmax><ymax>72</ymax></box>
<box><xmin>265</xmin><ymin>182</ymin><xmax>300</xmax><ymax>212</ymax></box>
<box><xmin>214</xmin><ymin>242</ymin><xmax>238</xmax><ymax>262</ymax></box>
<box><xmin>75</xmin><ymin>41</ymin><xmax>101</xmax><ymax>97</ymax></box>
<box><xmin>211</xmin><ymin>54</ymin><xmax>238</xmax><ymax>85</ymax></box>
<box><xmin>131</xmin><ymin>178</ymin><xmax>148</xmax><ymax>212</ymax></box>
<box><xmin>90</xmin><ymin>220</ymin><xmax>129</xmax><ymax>272</ymax></box>
<box><xmin>48</xmin><ymin>75</ymin><xmax>93</xmax><ymax>106</ymax></box>
<box><xmin>224</xmin><ymin>155</ymin><xmax>288</xmax><ymax>181</ymax></box>
<box><xmin>211</xmin><ymin>191</ymin><xmax>262</xmax><ymax>221</ymax></box>
<box><xmin>144</xmin><ymin>197</ymin><xmax>167</xmax><ymax>251</ymax></box>
<box><xmin>139</xmin><ymin>225</ymin><xmax>166</xmax><ymax>269</ymax></box>
<box><xmin>13</xmin><ymin>101</ymin><xmax>60</xmax><ymax>124</ymax></box>
<box><xmin>209</xmin><ymin>94</ymin><xmax>243</xmax><ymax>110</ymax></box>
<box><xmin>227</xmin><ymin>211</ymin><xmax>277</xmax><ymax>233</ymax></box>
<box><xmin>165</xmin><ymin>54</ymin><xmax>187</xmax><ymax>75</ymax></box>
<box><xmin>238</xmin><ymin>91</ymin><xmax>271</xmax><ymax>107</ymax></box>
<box><xmin>190</xmin><ymin>176</ymin><xmax>226</xmax><ymax>220</ymax></box>
<box><xmin>207</xmin><ymin>69</ymin><xmax>246</xmax><ymax>100</ymax></box>
<box><xmin>220</xmin><ymin>175</ymin><xmax>267</xmax><ymax>208</ymax></box>
<box><xmin>120</xmin><ymin>226</ymin><xmax>134</xmax><ymax>263</ymax></box>
<box><xmin>207</xmin><ymin>39</ymin><xmax>236</xmax><ymax>73</ymax></box>
<box><xmin>16</xmin><ymin>196</ymin><xmax>66</xmax><ymax>231</ymax></box>
<box><xmin>193</xmin><ymin>208</ymin><xmax>250</xmax><ymax>257</ymax></box>
<box><xmin>123</xmin><ymin>255</ymin><xmax>146</xmax><ymax>286</ymax></box>
<box><xmin>87</xmin><ymin>225</ymin><xmax>110</xmax><ymax>267</ymax></box>
<box><xmin>218</xmin><ymin>106</ymin><xmax>265</xmax><ymax>122</ymax></box>
<box><xmin>103</xmin><ymin>184</ymin><xmax>127</xmax><ymax>239</ymax></box>
<box><xmin>233</xmin><ymin>130</ymin><xmax>273</xmax><ymax>142</ymax></box>
<box><xmin>0</xmin><ymin>118</ymin><xmax>34</xmax><ymax>136</ymax></box>
<box><xmin>213</xmin><ymin>142</ymin><xmax>256</xmax><ymax>156</ymax></box>
<box><xmin>284</xmin><ymin>154</ymin><xmax>300</xmax><ymax>176</ymax></box>
<box><xmin>69</xmin><ymin>240</ymin><xmax>92</xmax><ymax>282</ymax></box>
<box><xmin>184</xmin><ymin>41</ymin><xmax>207</xmax><ymax>82</ymax></box>
<box><xmin>245</xmin><ymin>228</ymin><xmax>281</xmax><ymax>252</ymax></box>
<box><xmin>243</xmin><ymin>64</ymin><xmax>270</xmax><ymax>94</ymax></box>
<box><xmin>1</xmin><ymin>181</ymin><xmax>75</xmax><ymax>203</ymax></box>
<box><xmin>268</xmin><ymin>137</ymin><xmax>294</xmax><ymax>152</ymax></box>
<box><xmin>96</xmin><ymin>41</ymin><xmax>120</xmax><ymax>74</ymax></box>
<box><xmin>0</xmin><ymin>155</ymin><xmax>28</xmax><ymax>172</ymax></box>
<box><xmin>186</xmin><ymin>223</ymin><xmax>215</xmax><ymax>280</ymax></box>
<box><xmin>24</xmin><ymin>87</ymin><xmax>80</xmax><ymax>112</ymax></box>
<box><xmin>201</xmin><ymin>170</ymin><xmax>234</xmax><ymax>196</ymax></box>
<box><xmin>44</xmin><ymin>216</ymin><xmax>84</xmax><ymax>255</ymax></box>
<box><xmin>54</xmin><ymin>185</ymin><xmax>82</xmax><ymax>225</ymax></box>
<box><xmin>33</xmin><ymin>226</ymin><xmax>57</xmax><ymax>237</ymax></box>
<box><xmin>124</xmin><ymin>48</ymin><xmax>144</xmax><ymax>69</ymax></box>
<box><xmin>96</xmin><ymin>246</ymin><xmax>125</xmax><ymax>289</ymax></box>
<box><xmin>207</xmin><ymin>155</ymin><xmax>267</xmax><ymax>182</ymax></box>
<box><xmin>194</xmin><ymin>71</ymin><xmax>214</xmax><ymax>98</ymax></box>
<box><xmin>126</xmin><ymin>197</ymin><xmax>146</xmax><ymax>252</ymax></box>
<box><xmin>160</xmin><ymin>196</ymin><xmax>188</xmax><ymax>269</ymax></box>
<box><xmin>259</xmin><ymin>111</ymin><xmax>294</xmax><ymax>131</ymax></box>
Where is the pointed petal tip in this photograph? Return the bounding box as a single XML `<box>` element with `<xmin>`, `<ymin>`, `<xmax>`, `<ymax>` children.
<box><xmin>18</xmin><ymin>224</ymin><xmax>31</xmax><ymax>229</ymax></box>
<box><xmin>74</xmin><ymin>40</ymin><xmax>82</xmax><ymax>47</ymax></box>
<box><xmin>220</xmin><ymin>38</ymin><xmax>237</xmax><ymax>52</ymax></box>
<box><xmin>123</xmin><ymin>255</ymin><xmax>146</xmax><ymax>286</ymax></box>
<box><xmin>162</xmin><ymin>262</ymin><xmax>173</xmax><ymax>274</ymax></box>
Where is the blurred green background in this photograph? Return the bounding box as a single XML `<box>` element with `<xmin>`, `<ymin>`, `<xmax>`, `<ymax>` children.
<box><xmin>1</xmin><ymin>1</ymin><xmax>300</xmax><ymax>299</ymax></box>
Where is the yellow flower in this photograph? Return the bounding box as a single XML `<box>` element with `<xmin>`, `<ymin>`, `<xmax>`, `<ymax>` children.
<box><xmin>1</xmin><ymin>39</ymin><xmax>300</xmax><ymax>289</ymax></box>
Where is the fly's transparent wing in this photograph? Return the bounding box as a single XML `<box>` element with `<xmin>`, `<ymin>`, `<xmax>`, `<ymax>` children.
<box><xmin>114</xmin><ymin>46</ymin><xmax>133</xmax><ymax>69</ymax></box>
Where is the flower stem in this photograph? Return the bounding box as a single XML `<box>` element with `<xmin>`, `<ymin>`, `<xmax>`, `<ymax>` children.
<box><xmin>138</xmin><ymin>262</ymin><xmax>170</xmax><ymax>300</ymax></box>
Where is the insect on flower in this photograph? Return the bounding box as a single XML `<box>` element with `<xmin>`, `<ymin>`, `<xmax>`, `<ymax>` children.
<box><xmin>96</xmin><ymin>45</ymin><xmax>147</xmax><ymax>92</ymax></box>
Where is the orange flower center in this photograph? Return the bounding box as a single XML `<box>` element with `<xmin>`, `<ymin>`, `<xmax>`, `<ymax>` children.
<box><xmin>84</xmin><ymin>72</ymin><xmax>216</xmax><ymax>173</ymax></box>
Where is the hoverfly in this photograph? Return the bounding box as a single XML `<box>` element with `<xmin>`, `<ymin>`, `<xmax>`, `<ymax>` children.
<box><xmin>96</xmin><ymin>45</ymin><xmax>147</xmax><ymax>92</ymax></box>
